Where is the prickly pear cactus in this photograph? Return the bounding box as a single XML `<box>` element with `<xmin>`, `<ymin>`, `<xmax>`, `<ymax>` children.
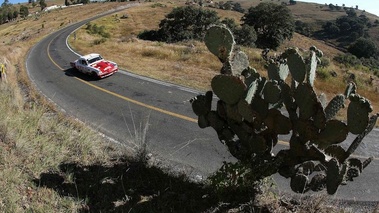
<box><xmin>204</xmin><ymin>25</ymin><xmax>235</xmax><ymax>63</ymax></box>
<box><xmin>191</xmin><ymin>25</ymin><xmax>378</xmax><ymax>195</ymax></box>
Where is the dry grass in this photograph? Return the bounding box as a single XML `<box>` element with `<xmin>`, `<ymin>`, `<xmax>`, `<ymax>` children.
<box><xmin>68</xmin><ymin>1</ymin><xmax>379</xmax><ymax>118</ymax></box>
<box><xmin>0</xmin><ymin>2</ymin><xmax>136</xmax><ymax>212</ymax></box>
<box><xmin>0</xmin><ymin>0</ymin><xmax>378</xmax><ymax>212</ymax></box>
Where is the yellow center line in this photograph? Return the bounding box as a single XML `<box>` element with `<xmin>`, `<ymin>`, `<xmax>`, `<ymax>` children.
<box><xmin>47</xmin><ymin>35</ymin><xmax>378</xmax><ymax>161</ymax></box>
<box><xmin>47</xmin><ymin>37</ymin><xmax>197</xmax><ymax>123</ymax></box>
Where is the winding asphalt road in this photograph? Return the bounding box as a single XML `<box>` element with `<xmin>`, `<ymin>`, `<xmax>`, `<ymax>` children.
<box><xmin>26</xmin><ymin>6</ymin><xmax>379</xmax><ymax>205</ymax></box>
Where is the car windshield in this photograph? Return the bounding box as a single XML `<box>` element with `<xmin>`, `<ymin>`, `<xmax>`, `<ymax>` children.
<box><xmin>87</xmin><ymin>55</ymin><xmax>103</xmax><ymax>64</ymax></box>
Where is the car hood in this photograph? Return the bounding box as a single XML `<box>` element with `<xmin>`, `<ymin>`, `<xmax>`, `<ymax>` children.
<box><xmin>91</xmin><ymin>60</ymin><xmax>116</xmax><ymax>73</ymax></box>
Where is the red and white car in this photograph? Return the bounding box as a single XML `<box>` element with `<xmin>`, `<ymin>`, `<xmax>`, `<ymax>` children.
<box><xmin>70</xmin><ymin>53</ymin><xmax>118</xmax><ymax>78</ymax></box>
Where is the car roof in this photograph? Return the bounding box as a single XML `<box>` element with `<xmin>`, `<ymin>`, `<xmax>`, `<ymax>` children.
<box><xmin>81</xmin><ymin>53</ymin><xmax>101</xmax><ymax>60</ymax></box>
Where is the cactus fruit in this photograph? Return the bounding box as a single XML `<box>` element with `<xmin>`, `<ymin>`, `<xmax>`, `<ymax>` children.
<box><xmin>191</xmin><ymin>25</ymin><xmax>377</xmax><ymax>195</ymax></box>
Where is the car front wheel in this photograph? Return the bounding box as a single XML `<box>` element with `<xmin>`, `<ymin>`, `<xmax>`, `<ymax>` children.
<box><xmin>91</xmin><ymin>72</ymin><xmax>99</xmax><ymax>79</ymax></box>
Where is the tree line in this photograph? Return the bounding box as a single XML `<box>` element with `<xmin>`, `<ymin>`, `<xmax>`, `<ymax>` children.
<box><xmin>138</xmin><ymin>2</ymin><xmax>295</xmax><ymax>50</ymax></box>
<box><xmin>138</xmin><ymin>2</ymin><xmax>378</xmax><ymax>65</ymax></box>
<box><xmin>0</xmin><ymin>0</ymin><xmax>48</xmax><ymax>24</ymax></box>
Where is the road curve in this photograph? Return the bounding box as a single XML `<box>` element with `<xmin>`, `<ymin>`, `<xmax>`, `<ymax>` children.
<box><xmin>26</xmin><ymin>7</ymin><xmax>234</xmax><ymax>177</ymax></box>
<box><xmin>26</xmin><ymin>6</ymin><xmax>379</xmax><ymax>204</ymax></box>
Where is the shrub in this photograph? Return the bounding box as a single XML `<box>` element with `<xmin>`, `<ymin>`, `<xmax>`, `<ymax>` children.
<box><xmin>333</xmin><ymin>53</ymin><xmax>362</xmax><ymax>67</ymax></box>
<box><xmin>92</xmin><ymin>38</ymin><xmax>107</xmax><ymax>45</ymax></box>
<box><xmin>242</xmin><ymin>2</ymin><xmax>295</xmax><ymax>49</ymax></box>
<box><xmin>157</xmin><ymin>6</ymin><xmax>220</xmax><ymax>43</ymax></box>
<box><xmin>318</xmin><ymin>57</ymin><xmax>330</xmax><ymax>68</ymax></box>
<box><xmin>85</xmin><ymin>22</ymin><xmax>110</xmax><ymax>38</ymax></box>
<box><xmin>348</xmin><ymin>37</ymin><xmax>378</xmax><ymax>58</ymax></box>
<box><xmin>316</xmin><ymin>67</ymin><xmax>331</xmax><ymax>80</ymax></box>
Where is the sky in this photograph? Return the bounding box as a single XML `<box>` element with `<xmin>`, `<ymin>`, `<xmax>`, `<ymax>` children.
<box><xmin>4</xmin><ymin>0</ymin><xmax>379</xmax><ymax>17</ymax></box>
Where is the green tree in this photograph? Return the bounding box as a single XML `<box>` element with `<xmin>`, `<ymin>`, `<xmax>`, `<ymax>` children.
<box><xmin>12</xmin><ymin>7</ymin><xmax>18</xmax><ymax>19</ymax></box>
<box><xmin>221</xmin><ymin>18</ymin><xmax>257</xmax><ymax>47</ymax></box>
<box><xmin>1</xmin><ymin>0</ymin><xmax>9</xmax><ymax>7</ymax></box>
<box><xmin>232</xmin><ymin>2</ymin><xmax>244</xmax><ymax>13</ymax></box>
<box><xmin>158</xmin><ymin>6</ymin><xmax>220</xmax><ymax>43</ymax></box>
<box><xmin>221</xmin><ymin>17</ymin><xmax>238</xmax><ymax>32</ymax></box>
<box><xmin>348</xmin><ymin>38</ymin><xmax>378</xmax><ymax>58</ymax></box>
<box><xmin>39</xmin><ymin>0</ymin><xmax>46</xmax><ymax>11</ymax></box>
<box><xmin>234</xmin><ymin>24</ymin><xmax>257</xmax><ymax>47</ymax></box>
<box><xmin>20</xmin><ymin>5</ymin><xmax>29</xmax><ymax>18</ymax></box>
<box><xmin>241</xmin><ymin>2</ymin><xmax>295</xmax><ymax>49</ymax></box>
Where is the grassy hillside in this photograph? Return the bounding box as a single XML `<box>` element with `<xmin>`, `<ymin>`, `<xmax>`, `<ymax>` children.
<box><xmin>68</xmin><ymin>0</ymin><xmax>379</xmax><ymax>119</ymax></box>
<box><xmin>0</xmin><ymin>0</ymin><xmax>378</xmax><ymax>212</ymax></box>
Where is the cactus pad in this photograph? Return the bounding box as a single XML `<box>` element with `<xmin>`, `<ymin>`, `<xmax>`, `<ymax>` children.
<box><xmin>198</xmin><ymin>115</ymin><xmax>209</xmax><ymax>128</ymax></box>
<box><xmin>296</xmin><ymin>120</ymin><xmax>319</xmax><ymax>142</ymax></box>
<box><xmin>313</xmin><ymin>120</ymin><xmax>348</xmax><ymax>149</ymax></box>
<box><xmin>264</xmin><ymin>109</ymin><xmax>292</xmax><ymax>135</ymax></box>
<box><xmin>344</xmin><ymin>82</ymin><xmax>357</xmax><ymax>98</ymax></box>
<box><xmin>295</xmin><ymin>83</ymin><xmax>318</xmax><ymax>119</ymax></box>
<box><xmin>191</xmin><ymin>25</ymin><xmax>378</xmax><ymax>195</ymax></box>
<box><xmin>307</xmin><ymin>51</ymin><xmax>317</xmax><ymax>86</ymax></box>
<box><xmin>291</xmin><ymin>173</ymin><xmax>309</xmax><ymax>193</ymax></box>
<box><xmin>238</xmin><ymin>99</ymin><xmax>256</xmax><ymax>123</ymax></box>
<box><xmin>267</xmin><ymin>63</ymin><xmax>289</xmax><ymax>81</ymax></box>
<box><xmin>230</xmin><ymin>50</ymin><xmax>249</xmax><ymax>75</ymax></box>
<box><xmin>310</xmin><ymin>173</ymin><xmax>326</xmax><ymax>192</ymax></box>
<box><xmin>298</xmin><ymin>161</ymin><xmax>317</xmax><ymax>175</ymax></box>
<box><xmin>190</xmin><ymin>91</ymin><xmax>213</xmax><ymax>116</ymax></box>
<box><xmin>285</xmin><ymin>48</ymin><xmax>306</xmax><ymax>83</ymax></box>
<box><xmin>245</xmin><ymin>79</ymin><xmax>258</xmax><ymax>104</ymax></box>
<box><xmin>211</xmin><ymin>75</ymin><xmax>247</xmax><ymax>105</ymax></box>
<box><xmin>263</xmin><ymin>80</ymin><xmax>281</xmax><ymax>104</ymax></box>
<box><xmin>251</xmin><ymin>96</ymin><xmax>269</xmax><ymax>121</ymax></box>
<box><xmin>324</xmin><ymin>145</ymin><xmax>346</xmax><ymax>163</ymax></box>
<box><xmin>207</xmin><ymin>111</ymin><xmax>225</xmax><ymax>132</ymax></box>
<box><xmin>226</xmin><ymin>104</ymin><xmax>243</xmax><ymax>123</ymax></box>
<box><xmin>326</xmin><ymin>158</ymin><xmax>347</xmax><ymax>194</ymax></box>
<box><xmin>347</xmin><ymin>94</ymin><xmax>373</xmax><ymax>134</ymax></box>
<box><xmin>325</xmin><ymin>94</ymin><xmax>345</xmax><ymax>121</ymax></box>
<box><xmin>204</xmin><ymin>25</ymin><xmax>235</xmax><ymax>63</ymax></box>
